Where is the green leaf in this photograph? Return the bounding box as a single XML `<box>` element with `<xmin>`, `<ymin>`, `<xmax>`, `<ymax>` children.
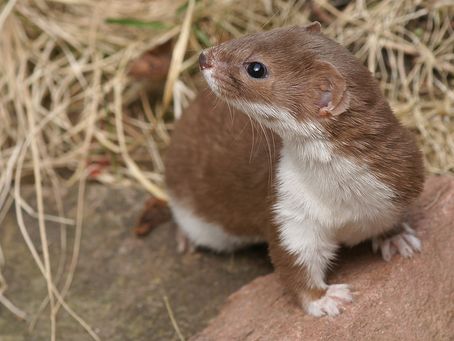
<box><xmin>105</xmin><ymin>18</ymin><xmax>167</xmax><ymax>30</ymax></box>
<box><xmin>176</xmin><ymin>2</ymin><xmax>189</xmax><ymax>14</ymax></box>
<box><xmin>194</xmin><ymin>26</ymin><xmax>211</xmax><ymax>47</ymax></box>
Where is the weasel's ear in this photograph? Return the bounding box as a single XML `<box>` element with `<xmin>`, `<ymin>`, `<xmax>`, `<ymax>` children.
<box><xmin>314</xmin><ymin>61</ymin><xmax>350</xmax><ymax>117</ymax></box>
<box><xmin>304</xmin><ymin>21</ymin><xmax>321</xmax><ymax>33</ymax></box>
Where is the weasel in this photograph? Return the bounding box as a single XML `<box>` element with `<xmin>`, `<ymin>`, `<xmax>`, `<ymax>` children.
<box><xmin>164</xmin><ymin>22</ymin><xmax>425</xmax><ymax>316</ymax></box>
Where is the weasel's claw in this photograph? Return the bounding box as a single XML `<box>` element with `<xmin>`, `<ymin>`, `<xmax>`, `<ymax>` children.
<box><xmin>373</xmin><ymin>224</ymin><xmax>421</xmax><ymax>261</ymax></box>
<box><xmin>176</xmin><ymin>227</ymin><xmax>196</xmax><ymax>254</ymax></box>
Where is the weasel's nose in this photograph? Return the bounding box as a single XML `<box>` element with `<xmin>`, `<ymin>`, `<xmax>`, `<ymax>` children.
<box><xmin>199</xmin><ymin>51</ymin><xmax>212</xmax><ymax>70</ymax></box>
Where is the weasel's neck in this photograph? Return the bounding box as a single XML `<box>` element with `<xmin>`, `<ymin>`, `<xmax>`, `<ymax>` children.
<box><xmin>281</xmin><ymin>135</ymin><xmax>334</xmax><ymax>164</ymax></box>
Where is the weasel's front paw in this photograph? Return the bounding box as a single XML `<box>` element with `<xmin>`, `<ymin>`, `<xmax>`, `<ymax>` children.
<box><xmin>305</xmin><ymin>284</ymin><xmax>353</xmax><ymax>317</ymax></box>
<box><xmin>372</xmin><ymin>223</ymin><xmax>421</xmax><ymax>262</ymax></box>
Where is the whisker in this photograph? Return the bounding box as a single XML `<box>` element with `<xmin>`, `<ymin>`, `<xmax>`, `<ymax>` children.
<box><xmin>256</xmin><ymin>116</ymin><xmax>274</xmax><ymax>189</ymax></box>
<box><xmin>246</xmin><ymin>114</ymin><xmax>257</xmax><ymax>164</ymax></box>
<box><xmin>225</xmin><ymin>97</ymin><xmax>235</xmax><ymax>125</ymax></box>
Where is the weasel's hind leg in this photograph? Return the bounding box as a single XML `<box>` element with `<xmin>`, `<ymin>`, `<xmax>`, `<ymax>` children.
<box><xmin>372</xmin><ymin>223</ymin><xmax>421</xmax><ymax>262</ymax></box>
<box><xmin>176</xmin><ymin>226</ymin><xmax>196</xmax><ymax>254</ymax></box>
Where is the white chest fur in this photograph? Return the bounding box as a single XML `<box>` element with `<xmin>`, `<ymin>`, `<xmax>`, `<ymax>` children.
<box><xmin>275</xmin><ymin>138</ymin><xmax>397</xmax><ymax>249</ymax></box>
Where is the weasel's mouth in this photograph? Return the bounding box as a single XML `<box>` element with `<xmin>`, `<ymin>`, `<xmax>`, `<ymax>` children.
<box><xmin>202</xmin><ymin>68</ymin><xmax>246</xmax><ymax>103</ymax></box>
<box><xmin>201</xmin><ymin>69</ymin><xmax>222</xmax><ymax>96</ymax></box>
<box><xmin>199</xmin><ymin>50</ymin><xmax>222</xmax><ymax>95</ymax></box>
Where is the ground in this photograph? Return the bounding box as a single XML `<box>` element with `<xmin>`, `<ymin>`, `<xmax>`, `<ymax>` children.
<box><xmin>0</xmin><ymin>184</ymin><xmax>272</xmax><ymax>340</ymax></box>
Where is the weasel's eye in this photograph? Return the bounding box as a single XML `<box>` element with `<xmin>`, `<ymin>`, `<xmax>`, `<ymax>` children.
<box><xmin>246</xmin><ymin>62</ymin><xmax>267</xmax><ymax>79</ymax></box>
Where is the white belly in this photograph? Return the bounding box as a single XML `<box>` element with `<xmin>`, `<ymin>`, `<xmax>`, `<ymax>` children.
<box><xmin>169</xmin><ymin>195</ymin><xmax>264</xmax><ymax>252</ymax></box>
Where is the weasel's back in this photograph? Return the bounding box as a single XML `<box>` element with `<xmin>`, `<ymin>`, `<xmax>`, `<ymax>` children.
<box><xmin>165</xmin><ymin>89</ymin><xmax>280</xmax><ymax>238</ymax></box>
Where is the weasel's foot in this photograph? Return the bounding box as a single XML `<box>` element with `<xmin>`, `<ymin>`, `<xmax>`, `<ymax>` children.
<box><xmin>372</xmin><ymin>223</ymin><xmax>421</xmax><ymax>262</ymax></box>
<box><xmin>176</xmin><ymin>227</ymin><xmax>196</xmax><ymax>254</ymax></box>
<box><xmin>305</xmin><ymin>284</ymin><xmax>353</xmax><ymax>317</ymax></box>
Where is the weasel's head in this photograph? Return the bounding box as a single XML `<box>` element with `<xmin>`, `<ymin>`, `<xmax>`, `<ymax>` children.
<box><xmin>199</xmin><ymin>23</ymin><xmax>351</xmax><ymax>138</ymax></box>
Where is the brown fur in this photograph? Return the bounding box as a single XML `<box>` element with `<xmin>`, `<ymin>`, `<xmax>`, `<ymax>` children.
<box><xmin>165</xmin><ymin>90</ymin><xmax>279</xmax><ymax>238</ymax></box>
<box><xmin>202</xmin><ymin>25</ymin><xmax>424</xmax><ymax>208</ymax></box>
<box><xmin>164</xmin><ymin>24</ymin><xmax>425</xmax><ymax>310</ymax></box>
<box><xmin>165</xmin><ymin>90</ymin><xmax>326</xmax><ymax>305</ymax></box>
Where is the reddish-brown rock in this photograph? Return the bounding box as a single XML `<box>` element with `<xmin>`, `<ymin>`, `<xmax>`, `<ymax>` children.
<box><xmin>193</xmin><ymin>176</ymin><xmax>454</xmax><ymax>341</ymax></box>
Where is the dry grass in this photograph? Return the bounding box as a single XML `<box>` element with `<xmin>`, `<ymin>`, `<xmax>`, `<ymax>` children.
<box><xmin>0</xmin><ymin>0</ymin><xmax>453</xmax><ymax>338</ymax></box>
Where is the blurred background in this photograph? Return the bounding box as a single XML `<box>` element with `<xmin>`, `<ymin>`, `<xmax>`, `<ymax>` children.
<box><xmin>0</xmin><ymin>0</ymin><xmax>453</xmax><ymax>340</ymax></box>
